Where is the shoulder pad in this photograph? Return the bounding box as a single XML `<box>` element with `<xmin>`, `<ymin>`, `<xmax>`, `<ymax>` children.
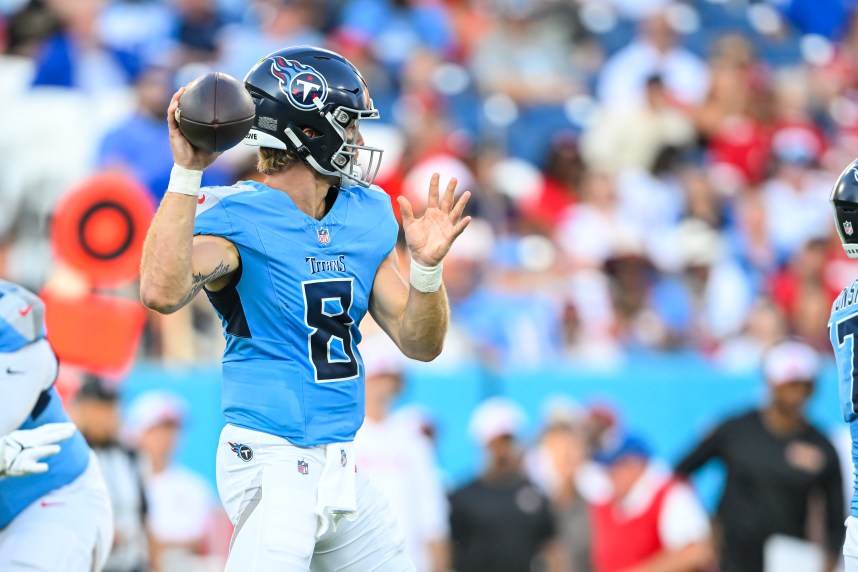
<box><xmin>195</xmin><ymin>184</ymin><xmax>253</xmax><ymax>217</ymax></box>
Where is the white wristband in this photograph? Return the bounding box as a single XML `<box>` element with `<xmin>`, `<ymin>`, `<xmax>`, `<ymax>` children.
<box><xmin>166</xmin><ymin>164</ymin><xmax>203</xmax><ymax>197</ymax></box>
<box><xmin>410</xmin><ymin>259</ymin><xmax>443</xmax><ymax>293</ymax></box>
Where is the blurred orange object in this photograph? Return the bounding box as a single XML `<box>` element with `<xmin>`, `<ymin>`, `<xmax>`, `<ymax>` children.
<box><xmin>42</xmin><ymin>288</ymin><xmax>147</xmax><ymax>376</ymax></box>
<box><xmin>51</xmin><ymin>172</ymin><xmax>155</xmax><ymax>288</ymax></box>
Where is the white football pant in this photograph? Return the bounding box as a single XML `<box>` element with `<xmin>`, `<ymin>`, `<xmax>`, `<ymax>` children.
<box><xmin>217</xmin><ymin>424</ymin><xmax>416</xmax><ymax>572</ymax></box>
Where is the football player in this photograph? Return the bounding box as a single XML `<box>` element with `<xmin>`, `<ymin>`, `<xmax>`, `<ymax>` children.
<box><xmin>829</xmin><ymin>159</ymin><xmax>858</xmax><ymax>572</ymax></box>
<box><xmin>0</xmin><ymin>281</ymin><xmax>113</xmax><ymax>570</ymax></box>
<box><xmin>140</xmin><ymin>46</ymin><xmax>471</xmax><ymax>571</ymax></box>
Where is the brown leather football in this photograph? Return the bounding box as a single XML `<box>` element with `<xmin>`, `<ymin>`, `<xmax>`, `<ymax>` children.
<box><xmin>177</xmin><ymin>72</ymin><xmax>255</xmax><ymax>153</ymax></box>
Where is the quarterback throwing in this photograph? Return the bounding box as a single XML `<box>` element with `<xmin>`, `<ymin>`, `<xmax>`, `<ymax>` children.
<box><xmin>140</xmin><ymin>46</ymin><xmax>470</xmax><ymax>571</ymax></box>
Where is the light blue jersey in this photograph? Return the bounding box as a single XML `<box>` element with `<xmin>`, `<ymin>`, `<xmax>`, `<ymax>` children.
<box><xmin>0</xmin><ymin>281</ymin><xmax>90</xmax><ymax>527</ymax></box>
<box><xmin>194</xmin><ymin>180</ymin><xmax>398</xmax><ymax>447</ymax></box>
<box><xmin>829</xmin><ymin>277</ymin><xmax>858</xmax><ymax>517</ymax></box>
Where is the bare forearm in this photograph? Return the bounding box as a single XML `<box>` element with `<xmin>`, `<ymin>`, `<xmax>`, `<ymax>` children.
<box><xmin>631</xmin><ymin>542</ymin><xmax>714</xmax><ymax>572</ymax></box>
<box><xmin>427</xmin><ymin>539</ymin><xmax>450</xmax><ymax>572</ymax></box>
<box><xmin>398</xmin><ymin>285</ymin><xmax>449</xmax><ymax>361</ymax></box>
<box><xmin>140</xmin><ymin>192</ymin><xmax>199</xmax><ymax>313</ymax></box>
<box><xmin>141</xmin><ymin>85</ymin><xmax>226</xmax><ymax>313</ymax></box>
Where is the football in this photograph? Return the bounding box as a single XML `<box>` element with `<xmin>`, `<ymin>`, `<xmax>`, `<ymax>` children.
<box><xmin>176</xmin><ymin>72</ymin><xmax>255</xmax><ymax>153</ymax></box>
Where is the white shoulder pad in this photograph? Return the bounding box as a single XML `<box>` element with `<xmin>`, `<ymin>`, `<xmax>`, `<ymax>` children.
<box><xmin>195</xmin><ymin>184</ymin><xmax>253</xmax><ymax>218</ymax></box>
<box><xmin>0</xmin><ymin>339</ymin><xmax>58</xmax><ymax>434</ymax></box>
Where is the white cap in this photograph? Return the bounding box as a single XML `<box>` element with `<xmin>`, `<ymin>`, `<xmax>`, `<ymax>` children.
<box><xmin>469</xmin><ymin>397</ymin><xmax>527</xmax><ymax>446</ymax></box>
<box><xmin>677</xmin><ymin>219</ymin><xmax>722</xmax><ymax>268</ymax></box>
<box><xmin>541</xmin><ymin>395</ymin><xmax>586</xmax><ymax>429</ymax></box>
<box><xmin>125</xmin><ymin>391</ymin><xmax>186</xmax><ymax>440</ymax></box>
<box><xmin>763</xmin><ymin>340</ymin><xmax>820</xmax><ymax>386</ymax></box>
<box><xmin>360</xmin><ymin>333</ymin><xmax>405</xmax><ymax>379</ymax></box>
<box><xmin>447</xmin><ymin>218</ymin><xmax>495</xmax><ymax>262</ymax></box>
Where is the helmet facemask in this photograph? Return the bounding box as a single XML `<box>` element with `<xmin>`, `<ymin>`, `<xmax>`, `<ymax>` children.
<box><xmin>279</xmin><ymin>98</ymin><xmax>383</xmax><ymax>188</ymax></box>
<box><xmin>324</xmin><ymin>101</ymin><xmax>384</xmax><ymax>187</ymax></box>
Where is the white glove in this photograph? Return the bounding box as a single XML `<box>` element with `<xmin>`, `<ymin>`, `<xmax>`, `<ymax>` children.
<box><xmin>0</xmin><ymin>423</ymin><xmax>76</xmax><ymax>477</ymax></box>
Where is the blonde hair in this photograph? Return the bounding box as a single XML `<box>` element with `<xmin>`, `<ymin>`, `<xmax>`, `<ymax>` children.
<box><xmin>257</xmin><ymin>147</ymin><xmax>299</xmax><ymax>175</ymax></box>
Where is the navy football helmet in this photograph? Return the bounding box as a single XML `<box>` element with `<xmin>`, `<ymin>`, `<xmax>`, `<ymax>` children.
<box><xmin>831</xmin><ymin>158</ymin><xmax>858</xmax><ymax>258</ymax></box>
<box><xmin>243</xmin><ymin>46</ymin><xmax>382</xmax><ymax>187</ymax></box>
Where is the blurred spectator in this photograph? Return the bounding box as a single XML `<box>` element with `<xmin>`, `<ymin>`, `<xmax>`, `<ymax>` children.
<box><xmin>582</xmin><ymin>75</ymin><xmax>695</xmax><ymax>174</ymax></box>
<box><xmin>443</xmin><ymin>219</ymin><xmax>562</xmax><ymax>367</ymax></box>
<box><xmin>614</xmin><ymin>149</ymin><xmax>687</xmax><ymax>256</ymax></box>
<box><xmin>769</xmin><ymin>238</ymin><xmax>842</xmax><ymax>350</ymax></box>
<box><xmin>676</xmin><ymin>341</ymin><xmax>845</xmax><ymax>572</ymax></box>
<box><xmin>589</xmin><ymin>433</ymin><xmax>713</xmax><ymax>572</ymax></box>
<box><xmin>526</xmin><ymin>398</ymin><xmax>595</xmax><ymax>572</ymax></box>
<box><xmin>449</xmin><ymin>397</ymin><xmax>564</xmax><ymax>572</ymax></box>
<box><xmin>779</xmin><ymin>0</ymin><xmax>855</xmax><ymax>40</ymax></box>
<box><xmin>97</xmin><ymin>64</ymin><xmax>231</xmax><ymax>203</ymax></box>
<box><xmin>470</xmin><ymin>1</ymin><xmax>590</xmax><ymax>163</ymax></box>
<box><xmin>96</xmin><ymin>0</ymin><xmax>175</xmax><ymax>75</ymax></box>
<box><xmin>728</xmin><ymin>191</ymin><xmax>778</xmax><ymax>288</ymax></box>
<box><xmin>70</xmin><ymin>375</ymin><xmax>151</xmax><ymax>572</ymax></box>
<box><xmin>96</xmin><ymin>64</ymin><xmax>175</xmax><ymax>202</ymax></box>
<box><xmin>336</xmin><ymin>0</ymin><xmax>452</xmax><ymax>75</ymax></box>
<box><xmin>173</xmin><ymin>0</ymin><xmax>223</xmax><ymax>64</ymax></box>
<box><xmin>596</xmin><ymin>7</ymin><xmax>709</xmax><ymax>107</ymax></box>
<box><xmin>519</xmin><ymin>136</ymin><xmax>583</xmax><ymax>232</ymax></box>
<box><xmin>127</xmin><ymin>392</ymin><xmax>221</xmax><ymax>572</ymax></box>
<box><xmin>649</xmin><ymin>218</ymin><xmax>753</xmax><ymax>349</ymax></box>
<box><xmin>354</xmin><ymin>333</ymin><xmax>450</xmax><ymax>572</ymax></box>
<box><xmin>470</xmin><ymin>3</ymin><xmax>581</xmax><ymax>106</ymax></box>
<box><xmin>556</xmin><ymin>171</ymin><xmax>644</xmax><ymax>268</ymax></box>
<box><xmin>759</xmin><ymin>145</ymin><xmax>830</xmax><ymax>263</ymax></box>
<box><xmin>714</xmin><ymin>297</ymin><xmax>788</xmax><ymax>372</ymax></box>
<box><xmin>693</xmin><ymin>34</ymin><xmax>770</xmax><ymax>186</ymax></box>
<box><xmin>31</xmin><ymin>0</ymin><xmax>133</xmax><ymax>89</ymax></box>
<box><xmin>3</xmin><ymin>1</ymin><xmax>63</xmax><ymax>58</ymax></box>
<box><xmin>217</xmin><ymin>0</ymin><xmax>324</xmax><ymax>81</ymax></box>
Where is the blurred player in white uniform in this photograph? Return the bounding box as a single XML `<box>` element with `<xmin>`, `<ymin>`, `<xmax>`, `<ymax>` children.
<box><xmin>828</xmin><ymin>159</ymin><xmax>858</xmax><ymax>572</ymax></box>
<box><xmin>0</xmin><ymin>280</ymin><xmax>113</xmax><ymax>571</ymax></box>
<box><xmin>354</xmin><ymin>333</ymin><xmax>450</xmax><ymax>572</ymax></box>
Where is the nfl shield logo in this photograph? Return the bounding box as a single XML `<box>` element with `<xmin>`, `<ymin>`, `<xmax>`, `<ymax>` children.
<box><xmin>317</xmin><ymin>227</ymin><xmax>330</xmax><ymax>245</ymax></box>
<box><xmin>340</xmin><ymin>448</ymin><xmax>347</xmax><ymax>467</ymax></box>
<box><xmin>297</xmin><ymin>459</ymin><xmax>309</xmax><ymax>475</ymax></box>
<box><xmin>846</xmin><ymin>221</ymin><xmax>854</xmax><ymax>236</ymax></box>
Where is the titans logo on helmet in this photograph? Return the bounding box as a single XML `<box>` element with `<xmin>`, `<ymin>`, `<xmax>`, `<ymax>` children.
<box><xmin>270</xmin><ymin>57</ymin><xmax>329</xmax><ymax>111</ymax></box>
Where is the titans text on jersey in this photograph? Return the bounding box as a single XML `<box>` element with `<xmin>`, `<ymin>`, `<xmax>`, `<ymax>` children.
<box><xmin>194</xmin><ymin>180</ymin><xmax>398</xmax><ymax>447</ymax></box>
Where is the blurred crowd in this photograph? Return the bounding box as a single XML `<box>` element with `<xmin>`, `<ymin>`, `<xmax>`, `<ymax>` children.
<box><xmin>58</xmin><ymin>335</ymin><xmax>847</xmax><ymax>572</ymax></box>
<box><xmin>1</xmin><ymin>0</ymin><xmax>858</xmax><ymax>370</ymax></box>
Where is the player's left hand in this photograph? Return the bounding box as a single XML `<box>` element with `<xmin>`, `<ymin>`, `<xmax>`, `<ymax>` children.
<box><xmin>398</xmin><ymin>173</ymin><xmax>472</xmax><ymax>267</ymax></box>
<box><xmin>0</xmin><ymin>423</ymin><xmax>75</xmax><ymax>478</ymax></box>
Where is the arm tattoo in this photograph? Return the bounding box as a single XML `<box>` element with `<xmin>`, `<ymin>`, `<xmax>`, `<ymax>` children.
<box><xmin>177</xmin><ymin>261</ymin><xmax>232</xmax><ymax>307</ymax></box>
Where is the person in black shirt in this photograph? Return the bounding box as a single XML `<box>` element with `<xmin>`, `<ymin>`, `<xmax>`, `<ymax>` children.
<box><xmin>449</xmin><ymin>398</ymin><xmax>564</xmax><ymax>572</ymax></box>
<box><xmin>676</xmin><ymin>340</ymin><xmax>844</xmax><ymax>572</ymax></box>
<box><xmin>71</xmin><ymin>376</ymin><xmax>153</xmax><ymax>572</ymax></box>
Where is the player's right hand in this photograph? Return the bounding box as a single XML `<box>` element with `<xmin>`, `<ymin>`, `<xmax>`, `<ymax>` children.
<box><xmin>0</xmin><ymin>422</ymin><xmax>75</xmax><ymax>478</ymax></box>
<box><xmin>167</xmin><ymin>86</ymin><xmax>221</xmax><ymax>171</ymax></box>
